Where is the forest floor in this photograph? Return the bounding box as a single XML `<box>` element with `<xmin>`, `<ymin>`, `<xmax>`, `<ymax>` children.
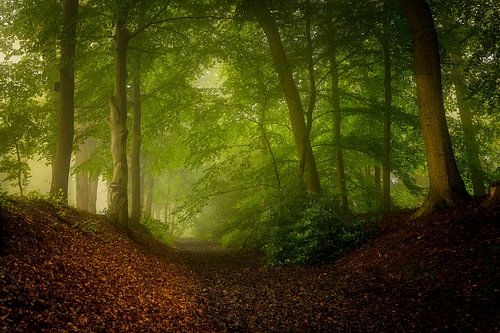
<box><xmin>0</xmin><ymin>195</ymin><xmax>498</xmax><ymax>332</ymax></box>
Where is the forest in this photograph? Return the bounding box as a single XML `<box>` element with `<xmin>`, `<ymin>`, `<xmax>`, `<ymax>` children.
<box><xmin>0</xmin><ymin>0</ymin><xmax>499</xmax><ymax>331</ymax></box>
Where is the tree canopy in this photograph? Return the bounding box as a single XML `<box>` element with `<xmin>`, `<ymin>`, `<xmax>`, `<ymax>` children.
<box><xmin>1</xmin><ymin>0</ymin><xmax>498</xmax><ymax>259</ymax></box>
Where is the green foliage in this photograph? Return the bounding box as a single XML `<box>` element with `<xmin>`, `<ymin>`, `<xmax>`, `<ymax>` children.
<box><xmin>140</xmin><ymin>215</ymin><xmax>172</xmax><ymax>245</ymax></box>
<box><xmin>73</xmin><ymin>218</ymin><xmax>100</xmax><ymax>234</ymax></box>
<box><xmin>219</xmin><ymin>229</ymin><xmax>251</xmax><ymax>248</ymax></box>
<box><xmin>0</xmin><ymin>157</ymin><xmax>30</xmax><ymax>192</ymax></box>
<box><xmin>262</xmin><ymin>194</ymin><xmax>377</xmax><ymax>266</ymax></box>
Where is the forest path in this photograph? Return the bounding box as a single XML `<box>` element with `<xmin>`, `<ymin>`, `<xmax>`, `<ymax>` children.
<box><xmin>172</xmin><ymin>237</ymin><xmax>348</xmax><ymax>331</ymax></box>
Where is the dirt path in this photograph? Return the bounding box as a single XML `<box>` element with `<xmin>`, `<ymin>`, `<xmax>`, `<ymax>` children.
<box><xmin>174</xmin><ymin>238</ymin><xmax>352</xmax><ymax>331</ymax></box>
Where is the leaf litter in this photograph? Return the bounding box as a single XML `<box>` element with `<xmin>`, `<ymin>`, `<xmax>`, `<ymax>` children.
<box><xmin>0</xmin><ymin>196</ymin><xmax>498</xmax><ymax>332</ymax></box>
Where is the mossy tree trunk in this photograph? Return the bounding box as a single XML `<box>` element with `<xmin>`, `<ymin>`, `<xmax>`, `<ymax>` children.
<box><xmin>108</xmin><ymin>13</ymin><xmax>130</xmax><ymax>227</ymax></box>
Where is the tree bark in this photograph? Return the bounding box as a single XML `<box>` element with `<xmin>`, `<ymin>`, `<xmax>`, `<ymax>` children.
<box><xmin>399</xmin><ymin>0</ymin><xmax>468</xmax><ymax>215</ymax></box>
<box><xmin>450</xmin><ymin>51</ymin><xmax>486</xmax><ymax>196</ymax></box>
<box><xmin>108</xmin><ymin>15</ymin><xmax>130</xmax><ymax>227</ymax></box>
<box><xmin>129</xmin><ymin>57</ymin><xmax>142</xmax><ymax>225</ymax></box>
<box><xmin>382</xmin><ymin>35</ymin><xmax>392</xmax><ymax>211</ymax></box>
<box><xmin>254</xmin><ymin>1</ymin><xmax>321</xmax><ymax>193</ymax></box>
<box><xmin>50</xmin><ymin>0</ymin><xmax>78</xmax><ymax>201</ymax></box>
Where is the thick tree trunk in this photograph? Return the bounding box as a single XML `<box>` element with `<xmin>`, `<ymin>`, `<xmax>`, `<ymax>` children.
<box><xmin>50</xmin><ymin>0</ymin><xmax>78</xmax><ymax>201</ymax></box>
<box><xmin>331</xmin><ymin>55</ymin><xmax>349</xmax><ymax>214</ymax></box>
<box><xmin>451</xmin><ymin>52</ymin><xmax>486</xmax><ymax>196</ymax></box>
<box><xmin>108</xmin><ymin>16</ymin><xmax>130</xmax><ymax>227</ymax></box>
<box><xmin>382</xmin><ymin>37</ymin><xmax>392</xmax><ymax>211</ymax></box>
<box><xmin>129</xmin><ymin>58</ymin><xmax>142</xmax><ymax>225</ymax></box>
<box><xmin>399</xmin><ymin>0</ymin><xmax>468</xmax><ymax>215</ymax></box>
<box><xmin>254</xmin><ymin>2</ymin><xmax>321</xmax><ymax>193</ymax></box>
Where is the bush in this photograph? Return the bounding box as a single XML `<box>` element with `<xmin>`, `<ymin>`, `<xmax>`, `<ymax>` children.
<box><xmin>140</xmin><ymin>215</ymin><xmax>172</xmax><ymax>245</ymax></box>
<box><xmin>262</xmin><ymin>194</ymin><xmax>377</xmax><ymax>266</ymax></box>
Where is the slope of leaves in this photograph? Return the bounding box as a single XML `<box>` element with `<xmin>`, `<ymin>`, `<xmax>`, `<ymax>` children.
<box><xmin>0</xmin><ymin>194</ymin><xmax>498</xmax><ymax>332</ymax></box>
<box><xmin>0</xmin><ymin>195</ymin><xmax>219</xmax><ymax>332</ymax></box>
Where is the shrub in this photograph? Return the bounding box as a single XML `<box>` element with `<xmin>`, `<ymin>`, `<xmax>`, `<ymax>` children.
<box><xmin>140</xmin><ymin>215</ymin><xmax>172</xmax><ymax>245</ymax></box>
<box><xmin>262</xmin><ymin>194</ymin><xmax>377</xmax><ymax>265</ymax></box>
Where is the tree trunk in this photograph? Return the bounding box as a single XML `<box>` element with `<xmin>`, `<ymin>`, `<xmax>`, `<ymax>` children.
<box><xmin>75</xmin><ymin>142</ymin><xmax>89</xmax><ymax>211</ymax></box>
<box><xmin>88</xmin><ymin>177</ymin><xmax>98</xmax><ymax>214</ymax></box>
<box><xmin>50</xmin><ymin>0</ymin><xmax>78</xmax><ymax>201</ymax></box>
<box><xmin>331</xmin><ymin>55</ymin><xmax>349</xmax><ymax>214</ymax></box>
<box><xmin>254</xmin><ymin>2</ymin><xmax>321</xmax><ymax>193</ymax></box>
<box><xmin>143</xmin><ymin>174</ymin><xmax>154</xmax><ymax>217</ymax></box>
<box><xmin>15</xmin><ymin>143</ymin><xmax>24</xmax><ymax>196</ymax></box>
<box><xmin>129</xmin><ymin>58</ymin><xmax>142</xmax><ymax>225</ymax></box>
<box><xmin>450</xmin><ymin>51</ymin><xmax>486</xmax><ymax>196</ymax></box>
<box><xmin>167</xmin><ymin>204</ymin><xmax>175</xmax><ymax>236</ymax></box>
<box><xmin>382</xmin><ymin>35</ymin><xmax>392</xmax><ymax>211</ymax></box>
<box><xmin>399</xmin><ymin>0</ymin><xmax>468</xmax><ymax>215</ymax></box>
<box><xmin>76</xmin><ymin>137</ymin><xmax>98</xmax><ymax>213</ymax></box>
<box><xmin>108</xmin><ymin>16</ymin><xmax>130</xmax><ymax>227</ymax></box>
<box><xmin>374</xmin><ymin>164</ymin><xmax>381</xmax><ymax>208</ymax></box>
<box><xmin>87</xmin><ymin>137</ymin><xmax>98</xmax><ymax>214</ymax></box>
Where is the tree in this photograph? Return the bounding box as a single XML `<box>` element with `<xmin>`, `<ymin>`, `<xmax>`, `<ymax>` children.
<box><xmin>330</xmin><ymin>44</ymin><xmax>349</xmax><ymax>214</ymax></box>
<box><xmin>50</xmin><ymin>0</ymin><xmax>79</xmax><ymax>201</ymax></box>
<box><xmin>75</xmin><ymin>137</ymin><xmax>99</xmax><ymax>212</ymax></box>
<box><xmin>450</xmin><ymin>50</ymin><xmax>486</xmax><ymax>196</ymax></box>
<box><xmin>107</xmin><ymin>4</ymin><xmax>130</xmax><ymax>227</ymax></box>
<box><xmin>398</xmin><ymin>0</ymin><xmax>468</xmax><ymax>214</ymax></box>
<box><xmin>381</xmin><ymin>3</ymin><xmax>392</xmax><ymax>211</ymax></box>
<box><xmin>129</xmin><ymin>54</ymin><xmax>142</xmax><ymax>225</ymax></box>
<box><xmin>251</xmin><ymin>0</ymin><xmax>321</xmax><ymax>193</ymax></box>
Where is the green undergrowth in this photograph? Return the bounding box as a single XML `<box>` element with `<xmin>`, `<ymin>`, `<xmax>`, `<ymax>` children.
<box><xmin>203</xmin><ymin>191</ymin><xmax>380</xmax><ymax>266</ymax></box>
<box><xmin>262</xmin><ymin>194</ymin><xmax>379</xmax><ymax>266</ymax></box>
<box><xmin>140</xmin><ymin>215</ymin><xmax>173</xmax><ymax>245</ymax></box>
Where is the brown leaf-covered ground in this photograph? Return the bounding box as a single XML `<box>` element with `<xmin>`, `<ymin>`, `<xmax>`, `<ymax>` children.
<box><xmin>1</xmin><ymin>195</ymin><xmax>498</xmax><ymax>332</ymax></box>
